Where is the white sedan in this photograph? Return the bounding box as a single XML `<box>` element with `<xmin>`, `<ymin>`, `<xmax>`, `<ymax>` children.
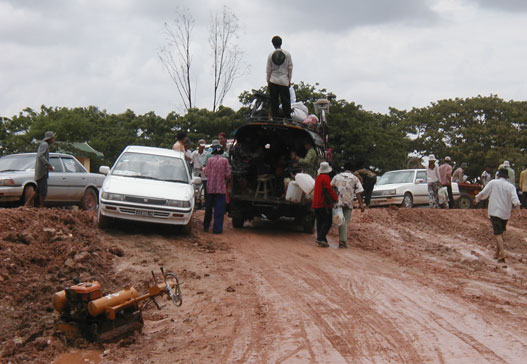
<box><xmin>97</xmin><ymin>146</ymin><xmax>201</xmax><ymax>232</ymax></box>
<box><xmin>370</xmin><ymin>169</ymin><xmax>460</xmax><ymax>208</ymax></box>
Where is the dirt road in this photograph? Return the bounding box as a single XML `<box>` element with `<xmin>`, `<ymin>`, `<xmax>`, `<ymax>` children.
<box><xmin>2</xmin><ymin>207</ymin><xmax>527</xmax><ymax>363</ymax></box>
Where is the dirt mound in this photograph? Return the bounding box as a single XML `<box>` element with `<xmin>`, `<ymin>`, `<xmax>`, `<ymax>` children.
<box><xmin>0</xmin><ymin>207</ymin><xmax>120</xmax><ymax>364</ymax></box>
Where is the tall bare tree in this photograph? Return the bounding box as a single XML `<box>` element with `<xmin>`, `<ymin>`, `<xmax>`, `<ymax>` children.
<box><xmin>209</xmin><ymin>7</ymin><xmax>247</xmax><ymax>112</ymax></box>
<box><xmin>159</xmin><ymin>10</ymin><xmax>195</xmax><ymax>112</ymax></box>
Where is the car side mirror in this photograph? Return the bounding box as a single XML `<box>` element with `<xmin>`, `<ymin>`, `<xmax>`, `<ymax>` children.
<box><xmin>415</xmin><ymin>179</ymin><xmax>424</xmax><ymax>184</ymax></box>
<box><xmin>192</xmin><ymin>176</ymin><xmax>202</xmax><ymax>185</ymax></box>
<box><xmin>99</xmin><ymin>166</ymin><xmax>110</xmax><ymax>175</ymax></box>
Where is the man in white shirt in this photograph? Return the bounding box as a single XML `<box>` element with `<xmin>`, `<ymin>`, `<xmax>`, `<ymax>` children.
<box><xmin>266</xmin><ymin>35</ymin><xmax>293</xmax><ymax>119</ymax></box>
<box><xmin>475</xmin><ymin>168</ymin><xmax>521</xmax><ymax>263</ymax></box>
<box><xmin>191</xmin><ymin>140</ymin><xmax>206</xmax><ymax>178</ymax></box>
<box><xmin>426</xmin><ymin>154</ymin><xmax>441</xmax><ymax>208</ymax></box>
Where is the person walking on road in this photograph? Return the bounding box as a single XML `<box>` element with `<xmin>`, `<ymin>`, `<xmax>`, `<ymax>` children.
<box><xmin>475</xmin><ymin>168</ymin><xmax>521</xmax><ymax>263</ymax></box>
<box><xmin>203</xmin><ymin>145</ymin><xmax>231</xmax><ymax>234</ymax></box>
<box><xmin>331</xmin><ymin>165</ymin><xmax>365</xmax><ymax>248</ymax></box>
<box><xmin>426</xmin><ymin>154</ymin><xmax>441</xmax><ymax>208</ymax></box>
<box><xmin>266</xmin><ymin>35</ymin><xmax>293</xmax><ymax>119</ymax></box>
<box><xmin>354</xmin><ymin>168</ymin><xmax>376</xmax><ymax>206</ymax></box>
<box><xmin>312</xmin><ymin>162</ymin><xmax>338</xmax><ymax>247</ymax></box>
<box><xmin>519</xmin><ymin>163</ymin><xmax>527</xmax><ymax>208</ymax></box>
<box><xmin>25</xmin><ymin>131</ymin><xmax>55</xmax><ymax>208</ymax></box>
<box><xmin>439</xmin><ymin>156</ymin><xmax>454</xmax><ymax>209</ymax></box>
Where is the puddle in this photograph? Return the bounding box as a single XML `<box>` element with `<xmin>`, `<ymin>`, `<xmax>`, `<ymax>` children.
<box><xmin>52</xmin><ymin>349</ymin><xmax>103</xmax><ymax>364</ymax></box>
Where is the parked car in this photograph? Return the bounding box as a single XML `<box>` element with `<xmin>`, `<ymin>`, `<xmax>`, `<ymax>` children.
<box><xmin>0</xmin><ymin>152</ymin><xmax>104</xmax><ymax>210</ymax></box>
<box><xmin>97</xmin><ymin>146</ymin><xmax>201</xmax><ymax>233</ymax></box>
<box><xmin>370</xmin><ymin>169</ymin><xmax>460</xmax><ymax>208</ymax></box>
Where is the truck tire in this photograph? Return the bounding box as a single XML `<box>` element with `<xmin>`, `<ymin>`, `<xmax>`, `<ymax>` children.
<box><xmin>232</xmin><ymin>212</ymin><xmax>244</xmax><ymax>228</ymax></box>
<box><xmin>456</xmin><ymin>194</ymin><xmax>473</xmax><ymax>209</ymax></box>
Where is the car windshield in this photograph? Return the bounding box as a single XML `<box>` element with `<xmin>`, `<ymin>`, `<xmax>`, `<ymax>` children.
<box><xmin>0</xmin><ymin>155</ymin><xmax>35</xmax><ymax>172</ymax></box>
<box><xmin>376</xmin><ymin>170</ymin><xmax>415</xmax><ymax>185</ymax></box>
<box><xmin>111</xmin><ymin>152</ymin><xmax>188</xmax><ymax>183</ymax></box>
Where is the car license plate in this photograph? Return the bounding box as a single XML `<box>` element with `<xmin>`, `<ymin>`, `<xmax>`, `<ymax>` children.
<box><xmin>136</xmin><ymin>209</ymin><xmax>154</xmax><ymax>217</ymax></box>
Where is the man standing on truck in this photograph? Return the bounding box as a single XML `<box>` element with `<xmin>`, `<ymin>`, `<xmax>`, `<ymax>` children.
<box><xmin>25</xmin><ymin>131</ymin><xmax>55</xmax><ymax>207</ymax></box>
<box><xmin>475</xmin><ymin>168</ymin><xmax>521</xmax><ymax>263</ymax></box>
<box><xmin>266</xmin><ymin>35</ymin><xmax>293</xmax><ymax>119</ymax></box>
<box><xmin>312</xmin><ymin>162</ymin><xmax>338</xmax><ymax>247</ymax></box>
<box><xmin>296</xmin><ymin>142</ymin><xmax>317</xmax><ymax>178</ymax></box>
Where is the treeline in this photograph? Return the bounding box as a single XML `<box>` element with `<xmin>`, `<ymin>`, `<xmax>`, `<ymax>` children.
<box><xmin>1</xmin><ymin>83</ymin><xmax>526</xmax><ymax>180</ymax></box>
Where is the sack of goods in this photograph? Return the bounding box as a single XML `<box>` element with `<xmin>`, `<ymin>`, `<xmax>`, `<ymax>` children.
<box><xmin>302</xmin><ymin>114</ymin><xmax>319</xmax><ymax>127</ymax></box>
<box><xmin>290</xmin><ymin>102</ymin><xmax>308</xmax><ymax>122</ymax></box>
<box><xmin>332</xmin><ymin>207</ymin><xmax>345</xmax><ymax>226</ymax></box>
<box><xmin>295</xmin><ymin>173</ymin><xmax>315</xmax><ymax>195</ymax></box>
<box><xmin>285</xmin><ymin>181</ymin><xmax>303</xmax><ymax>203</ymax></box>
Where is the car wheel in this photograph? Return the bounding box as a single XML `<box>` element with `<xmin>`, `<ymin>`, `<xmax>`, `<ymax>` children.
<box><xmin>80</xmin><ymin>188</ymin><xmax>98</xmax><ymax>210</ymax></box>
<box><xmin>97</xmin><ymin>209</ymin><xmax>111</xmax><ymax>229</ymax></box>
<box><xmin>456</xmin><ymin>194</ymin><xmax>473</xmax><ymax>209</ymax></box>
<box><xmin>180</xmin><ymin>220</ymin><xmax>193</xmax><ymax>235</ymax></box>
<box><xmin>22</xmin><ymin>185</ymin><xmax>36</xmax><ymax>207</ymax></box>
<box><xmin>401</xmin><ymin>193</ymin><xmax>414</xmax><ymax>208</ymax></box>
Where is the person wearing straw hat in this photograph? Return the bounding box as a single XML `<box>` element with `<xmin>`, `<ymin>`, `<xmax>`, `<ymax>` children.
<box><xmin>312</xmin><ymin>161</ymin><xmax>338</xmax><ymax>247</ymax></box>
<box><xmin>25</xmin><ymin>131</ymin><xmax>55</xmax><ymax>207</ymax></box>
<box><xmin>426</xmin><ymin>154</ymin><xmax>441</xmax><ymax>208</ymax></box>
<box><xmin>475</xmin><ymin>168</ymin><xmax>521</xmax><ymax>263</ymax></box>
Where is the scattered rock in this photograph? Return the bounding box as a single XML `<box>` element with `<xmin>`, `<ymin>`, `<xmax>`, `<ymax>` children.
<box><xmin>73</xmin><ymin>251</ymin><xmax>90</xmax><ymax>263</ymax></box>
<box><xmin>225</xmin><ymin>286</ymin><xmax>236</xmax><ymax>293</ymax></box>
<box><xmin>109</xmin><ymin>246</ymin><xmax>125</xmax><ymax>257</ymax></box>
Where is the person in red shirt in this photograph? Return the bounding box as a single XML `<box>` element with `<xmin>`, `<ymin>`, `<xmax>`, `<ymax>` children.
<box><xmin>312</xmin><ymin>162</ymin><xmax>338</xmax><ymax>247</ymax></box>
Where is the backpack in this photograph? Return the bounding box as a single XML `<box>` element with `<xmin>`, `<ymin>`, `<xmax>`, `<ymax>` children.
<box><xmin>271</xmin><ymin>50</ymin><xmax>286</xmax><ymax>66</ymax></box>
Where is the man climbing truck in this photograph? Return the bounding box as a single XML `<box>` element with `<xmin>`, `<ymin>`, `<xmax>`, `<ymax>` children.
<box><xmin>228</xmin><ymin>97</ymin><xmax>329</xmax><ymax>233</ymax></box>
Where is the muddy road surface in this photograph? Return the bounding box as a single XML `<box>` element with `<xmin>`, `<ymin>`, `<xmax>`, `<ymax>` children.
<box><xmin>1</xmin><ymin>207</ymin><xmax>527</xmax><ymax>363</ymax></box>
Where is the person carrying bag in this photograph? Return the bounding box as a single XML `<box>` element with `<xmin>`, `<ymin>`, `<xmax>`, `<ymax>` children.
<box><xmin>312</xmin><ymin>162</ymin><xmax>338</xmax><ymax>247</ymax></box>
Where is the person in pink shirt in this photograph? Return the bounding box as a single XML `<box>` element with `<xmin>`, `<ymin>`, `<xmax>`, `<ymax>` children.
<box><xmin>439</xmin><ymin>156</ymin><xmax>454</xmax><ymax>208</ymax></box>
<box><xmin>203</xmin><ymin>145</ymin><xmax>231</xmax><ymax>233</ymax></box>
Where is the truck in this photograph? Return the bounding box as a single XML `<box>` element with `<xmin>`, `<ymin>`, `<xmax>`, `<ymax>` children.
<box><xmin>228</xmin><ymin>95</ymin><xmax>329</xmax><ymax>233</ymax></box>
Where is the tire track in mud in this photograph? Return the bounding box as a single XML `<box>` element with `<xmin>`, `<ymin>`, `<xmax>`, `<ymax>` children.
<box><xmin>227</xmin><ymin>230</ymin><xmax>423</xmax><ymax>363</ymax></box>
<box><xmin>225</xmin><ymin>226</ymin><xmax>527</xmax><ymax>364</ymax></box>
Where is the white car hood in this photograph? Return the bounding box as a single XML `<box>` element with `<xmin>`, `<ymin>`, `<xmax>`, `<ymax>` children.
<box><xmin>373</xmin><ymin>183</ymin><xmax>405</xmax><ymax>191</ymax></box>
<box><xmin>103</xmin><ymin>175</ymin><xmax>194</xmax><ymax>200</ymax></box>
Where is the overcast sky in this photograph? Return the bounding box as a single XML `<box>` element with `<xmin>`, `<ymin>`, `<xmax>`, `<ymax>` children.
<box><xmin>1</xmin><ymin>0</ymin><xmax>527</xmax><ymax>118</ymax></box>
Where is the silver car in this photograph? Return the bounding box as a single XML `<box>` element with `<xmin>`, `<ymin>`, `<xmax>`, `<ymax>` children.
<box><xmin>97</xmin><ymin>146</ymin><xmax>201</xmax><ymax>233</ymax></box>
<box><xmin>0</xmin><ymin>153</ymin><xmax>105</xmax><ymax>210</ymax></box>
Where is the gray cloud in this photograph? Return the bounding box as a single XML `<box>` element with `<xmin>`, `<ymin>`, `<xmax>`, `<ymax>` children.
<box><xmin>469</xmin><ymin>0</ymin><xmax>527</xmax><ymax>12</ymax></box>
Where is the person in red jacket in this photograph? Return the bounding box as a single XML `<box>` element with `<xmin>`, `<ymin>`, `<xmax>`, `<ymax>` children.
<box><xmin>312</xmin><ymin>162</ymin><xmax>338</xmax><ymax>247</ymax></box>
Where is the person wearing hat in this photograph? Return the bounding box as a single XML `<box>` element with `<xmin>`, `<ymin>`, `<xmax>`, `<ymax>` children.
<box><xmin>426</xmin><ymin>154</ymin><xmax>441</xmax><ymax>208</ymax></box>
<box><xmin>312</xmin><ymin>161</ymin><xmax>338</xmax><ymax>247</ymax></box>
<box><xmin>452</xmin><ymin>162</ymin><xmax>467</xmax><ymax>183</ymax></box>
<box><xmin>266</xmin><ymin>35</ymin><xmax>293</xmax><ymax>119</ymax></box>
<box><xmin>331</xmin><ymin>163</ymin><xmax>365</xmax><ymax>248</ymax></box>
<box><xmin>475</xmin><ymin>168</ymin><xmax>521</xmax><ymax>263</ymax></box>
<box><xmin>439</xmin><ymin>156</ymin><xmax>454</xmax><ymax>208</ymax></box>
<box><xmin>502</xmin><ymin>160</ymin><xmax>515</xmax><ymax>186</ymax></box>
<box><xmin>203</xmin><ymin>144</ymin><xmax>231</xmax><ymax>234</ymax></box>
<box><xmin>25</xmin><ymin>131</ymin><xmax>55</xmax><ymax>207</ymax></box>
<box><xmin>191</xmin><ymin>139</ymin><xmax>207</xmax><ymax>178</ymax></box>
